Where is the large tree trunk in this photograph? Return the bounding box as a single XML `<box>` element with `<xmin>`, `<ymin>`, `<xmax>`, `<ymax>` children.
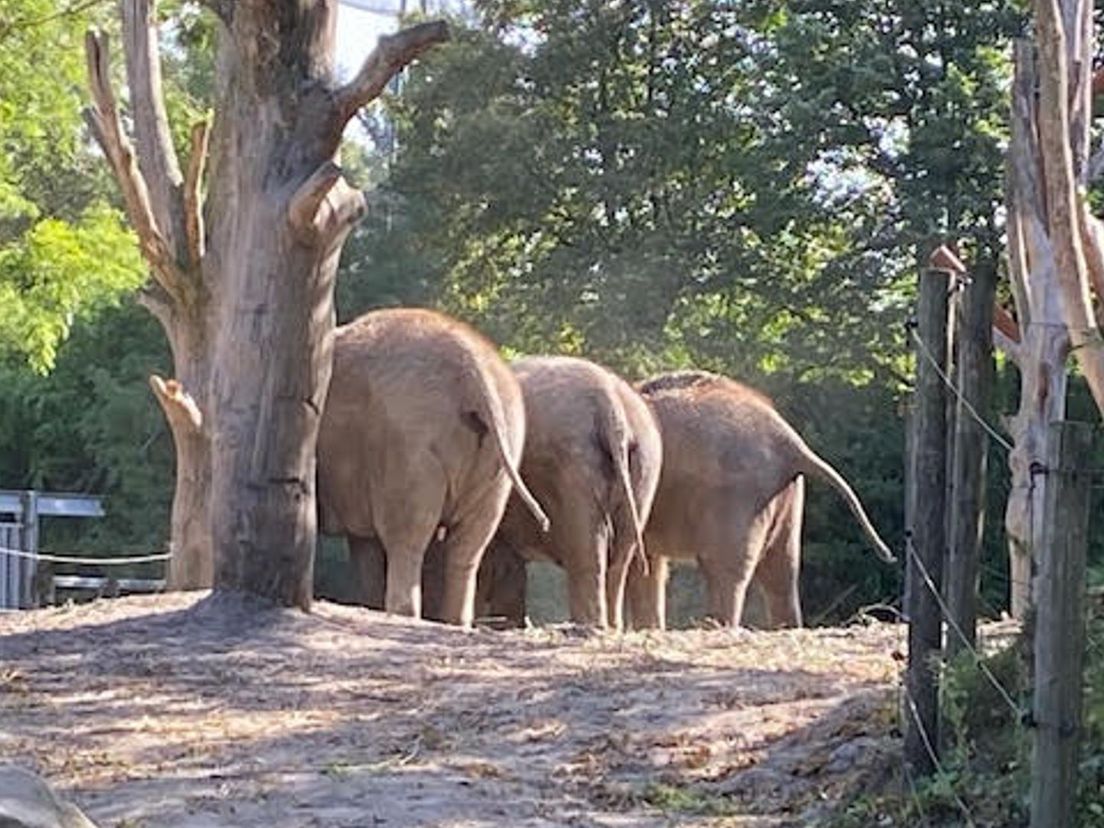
<box><xmin>200</xmin><ymin>3</ymin><xmax>344</xmax><ymax>606</ymax></box>
<box><xmin>85</xmin><ymin>0</ymin><xmax>447</xmax><ymax>607</ymax></box>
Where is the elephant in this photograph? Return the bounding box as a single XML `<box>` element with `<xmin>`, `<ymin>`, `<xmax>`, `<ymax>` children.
<box><xmin>471</xmin><ymin>356</ymin><xmax>663</xmax><ymax>630</ymax></box>
<box><xmin>316</xmin><ymin>308</ymin><xmax>549</xmax><ymax>627</ymax></box>
<box><xmin>627</xmin><ymin>370</ymin><xmax>895</xmax><ymax>630</ymax></box>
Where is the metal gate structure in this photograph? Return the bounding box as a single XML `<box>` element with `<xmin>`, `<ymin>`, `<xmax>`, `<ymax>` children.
<box><xmin>0</xmin><ymin>491</ymin><xmax>104</xmax><ymax>609</ymax></box>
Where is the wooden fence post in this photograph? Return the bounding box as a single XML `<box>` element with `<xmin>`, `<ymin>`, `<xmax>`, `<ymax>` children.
<box><xmin>905</xmin><ymin>265</ymin><xmax>951</xmax><ymax>777</ymax></box>
<box><xmin>1030</xmin><ymin>420</ymin><xmax>1094</xmax><ymax>828</ymax></box>
<box><xmin>947</xmin><ymin>259</ymin><xmax>996</xmax><ymax>658</ymax></box>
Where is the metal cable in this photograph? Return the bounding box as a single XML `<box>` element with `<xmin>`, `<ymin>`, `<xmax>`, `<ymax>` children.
<box><xmin>908</xmin><ymin>326</ymin><xmax>1014</xmax><ymax>453</ymax></box>
<box><xmin>905</xmin><ymin>536</ymin><xmax>1024</xmax><ymax>720</ymax></box>
<box><xmin>0</xmin><ymin>546</ymin><xmax>171</xmax><ymax>566</ymax></box>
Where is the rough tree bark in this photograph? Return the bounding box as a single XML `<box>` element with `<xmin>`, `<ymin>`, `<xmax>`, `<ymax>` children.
<box><xmin>85</xmin><ymin>0</ymin><xmax>448</xmax><ymax>607</ymax></box>
<box><xmin>1001</xmin><ymin>3</ymin><xmax>1104</xmax><ymax>617</ymax></box>
<box><xmin>1034</xmin><ymin>0</ymin><xmax>1104</xmax><ymax>410</ymax></box>
<box><xmin>1001</xmin><ymin>41</ymin><xmax>1070</xmax><ymax>618</ymax></box>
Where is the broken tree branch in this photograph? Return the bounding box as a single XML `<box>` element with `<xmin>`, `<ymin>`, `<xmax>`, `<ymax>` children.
<box><xmin>1068</xmin><ymin>0</ymin><xmax>1093</xmax><ymax>183</ymax></box>
<box><xmin>136</xmin><ymin>281</ymin><xmax>174</xmax><ymax>329</ymax></box>
<box><xmin>288</xmin><ymin>161</ymin><xmax>367</xmax><ymax>244</ymax></box>
<box><xmin>993</xmin><ymin>303</ymin><xmax>1022</xmax><ymax>344</ymax></box>
<box><xmin>149</xmin><ymin>374</ymin><xmax>204</xmax><ymax>434</ymax></box>
<box><xmin>122</xmin><ymin>0</ymin><xmax>186</xmax><ymax>254</ymax></box>
<box><xmin>85</xmin><ymin>31</ymin><xmax>188</xmax><ymax>304</ymax></box>
<box><xmin>1010</xmin><ymin>42</ymin><xmax>1044</xmax><ymax>236</ymax></box>
<box><xmin>993</xmin><ymin>304</ymin><xmax>1024</xmax><ymax>365</ymax></box>
<box><xmin>288</xmin><ymin>161</ymin><xmax>343</xmax><ymax>237</ymax></box>
<box><xmin>184</xmin><ymin>118</ymin><xmax>210</xmax><ymax>268</ymax></box>
<box><xmin>326</xmin><ymin>178</ymin><xmax>367</xmax><ymax>242</ymax></box>
<box><xmin>335</xmin><ymin>20</ymin><xmax>450</xmax><ymax>124</ymax></box>
<box><xmin>993</xmin><ymin>328</ymin><xmax>1024</xmax><ymax>366</ymax></box>
<box><xmin>1005</xmin><ymin>176</ymin><xmax>1033</xmax><ymax>332</ymax></box>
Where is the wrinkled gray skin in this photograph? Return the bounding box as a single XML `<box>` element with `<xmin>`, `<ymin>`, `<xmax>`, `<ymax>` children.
<box><xmin>0</xmin><ymin>765</ymin><xmax>99</xmax><ymax>828</ymax></box>
<box><xmin>627</xmin><ymin>371</ymin><xmax>894</xmax><ymax>630</ymax></box>
<box><xmin>473</xmin><ymin>356</ymin><xmax>663</xmax><ymax>630</ymax></box>
<box><xmin>317</xmin><ymin>308</ymin><xmax>549</xmax><ymax>628</ymax></box>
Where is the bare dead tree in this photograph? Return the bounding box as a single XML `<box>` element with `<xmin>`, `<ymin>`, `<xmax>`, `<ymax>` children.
<box><xmin>999</xmin><ymin>0</ymin><xmax>1104</xmax><ymax>614</ymax></box>
<box><xmin>85</xmin><ymin>0</ymin><xmax>447</xmax><ymax>607</ymax></box>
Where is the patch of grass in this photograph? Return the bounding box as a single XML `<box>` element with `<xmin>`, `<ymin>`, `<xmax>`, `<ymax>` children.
<box><xmin>1078</xmin><ymin>612</ymin><xmax>1104</xmax><ymax>826</ymax></box>
<box><xmin>941</xmin><ymin>641</ymin><xmax>1027</xmax><ymax>772</ymax></box>
<box><xmin>321</xmin><ymin>760</ymin><xmax>353</xmax><ymax>779</ymax></box>
<box><xmin>637</xmin><ymin>782</ymin><xmax>739</xmax><ymax>816</ymax></box>
<box><xmin>824</xmin><ymin>765</ymin><xmax>1028</xmax><ymax>828</ymax></box>
<box><xmin>823</xmin><ymin>611</ymin><xmax>1104</xmax><ymax>827</ymax></box>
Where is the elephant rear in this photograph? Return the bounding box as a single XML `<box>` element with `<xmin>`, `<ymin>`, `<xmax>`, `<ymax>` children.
<box><xmin>479</xmin><ymin>356</ymin><xmax>662</xmax><ymax>630</ymax></box>
<box><xmin>317</xmin><ymin>308</ymin><xmax>543</xmax><ymax>626</ymax></box>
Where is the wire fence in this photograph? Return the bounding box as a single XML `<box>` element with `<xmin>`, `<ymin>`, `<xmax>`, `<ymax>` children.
<box><xmin>901</xmin><ymin>677</ymin><xmax>979</xmax><ymax>826</ymax></box>
<box><xmin>905</xmin><ymin>304</ymin><xmax>1104</xmax><ymax>824</ymax></box>
<box><xmin>904</xmin><ymin>536</ymin><xmax>1023</xmax><ymax>720</ymax></box>
<box><xmin>0</xmin><ymin>544</ymin><xmax>170</xmax><ymax>609</ymax></box>
<box><xmin>894</xmin><ymin>533</ymin><xmax>1028</xmax><ymax>827</ymax></box>
<box><xmin>908</xmin><ymin>326</ymin><xmax>1015</xmax><ymax>454</ymax></box>
<box><xmin>0</xmin><ymin>545</ymin><xmax>171</xmax><ymax>566</ymax></box>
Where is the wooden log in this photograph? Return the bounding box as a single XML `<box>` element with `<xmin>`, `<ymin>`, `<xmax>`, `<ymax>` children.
<box><xmin>1030</xmin><ymin>420</ymin><xmax>1094</xmax><ymax>828</ymax></box>
<box><xmin>947</xmin><ymin>259</ymin><xmax>996</xmax><ymax>657</ymax></box>
<box><xmin>905</xmin><ymin>266</ymin><xmax>951</xmax><ymax>777</ymax></box>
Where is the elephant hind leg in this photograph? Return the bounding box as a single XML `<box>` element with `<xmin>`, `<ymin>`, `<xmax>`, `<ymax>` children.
<box><xmin>699</xmin><ymin>511</ymin><xmax>773</xmax><ymax>627</ymax></box>
<box><xmin>348</xmin><ymin>534</ymin><xmax>386</xmax><ymax>610</ymax></box>
<box><xmin>566</xmin><ymin>550</ymin><xmax>608</xmax><ymax>629</ymax></box>
<box><xmin>474</xmin><ymin>540</ymin><xmax>527</xmax><ymax>627</ymax></box>
<box><xmin>752</xmin><ymin>478</ymin><xmax>805</xmax><ymax>629</ymax></box>
<box><xmin>551</xmin><ymin>502</ymin><xmax>610</xmax><ymax>629</ymax></box>
<box><xmin>375</xmin><ymin>474</ymin><xmax>446</xmax><ymax>620</ymax></box>
<box><xmin>626</xmin><ymin>553</ymin><xmax>668</xmax><ymax>630</ymax></box>
<box><xmin>421</xmin><ymin>541</ymin><xmax>448</xmax><ymax>622</ymax></box>
<box><xmin>436</xmin><ymin>493</ymin><xmax>512</xmax><ymax>628</ymax></box>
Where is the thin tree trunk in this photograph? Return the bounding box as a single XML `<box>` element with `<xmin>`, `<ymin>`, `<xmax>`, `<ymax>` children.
<box><xmin>1000</xmin><ymin>41</ymin><xmax>1072</xmax><ymax>619</ymax></box>
<box><xmin>1034</xmin><ymin>0</ymin><xmax>1104</xmax><ymax>414</ymax></box>
<box><xmin>149</xmin><ymin>318</ymin><xmax>213</xmax><ymax>589</ymax></box>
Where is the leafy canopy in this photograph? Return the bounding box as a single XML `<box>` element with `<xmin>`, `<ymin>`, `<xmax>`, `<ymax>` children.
<box><xmin>0</xmin><ymin>0</ymin><xmax>145</xmax><ymax>373</ymax></box>
<box><xmin>344</xmin><ymin>0</ymin><xmax>1019</xmax><ymax>389</ymax></box>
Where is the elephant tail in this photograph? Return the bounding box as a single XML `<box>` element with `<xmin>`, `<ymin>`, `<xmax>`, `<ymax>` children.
<box><xmin>601</xmin><ymin>399</ymin><xmax>648</xmax><ymax>574</ymax></box>
<box><xmin>793</xmin><ymin>438</ymin><xmax>896</xmax><ymax>563</ymax></box>
<box><xmin>469</xmin><ymin>358</ymin><xmax>551</xmax><ymax>533</ymax></box>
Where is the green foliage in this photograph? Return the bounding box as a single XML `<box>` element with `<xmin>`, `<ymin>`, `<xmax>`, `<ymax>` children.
<box><xmin>0</xmin><ymin>301</ymin><xmax>173</xmax><ymax>555</ymax></box>
<box><xmin>0</xmin><ymin>205</ymin><xmax>144</xmax><ymax>373</ymax></box>
<box><xmin>345</xmin><ymin>0</ymin><xmax>1019</xmax><ymax>386</ymax></box>
<box><xmin>825</xmin><ymin>613</ymin><xmax>1104</xmax><ymax>827</ymax></box>
<box><xmin>637</xmin><ymin>781</ymin><xmax>738</xmax><ymax>816</ymax></box>
<box><xmin>0</xmin><ymin>0</ymin><xmax>146</xmax><ymax>373</ymax></box>
<box><xmin>160</xmin><ymin>0</ymin><xmax>217</xmax><ymax>157</ymax></box>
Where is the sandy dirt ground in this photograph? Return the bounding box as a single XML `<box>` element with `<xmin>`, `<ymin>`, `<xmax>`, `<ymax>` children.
<box><xmin>0</xmin><ymin>592</ymin><xmax>917</xmax><ymax>827</ymax></box>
